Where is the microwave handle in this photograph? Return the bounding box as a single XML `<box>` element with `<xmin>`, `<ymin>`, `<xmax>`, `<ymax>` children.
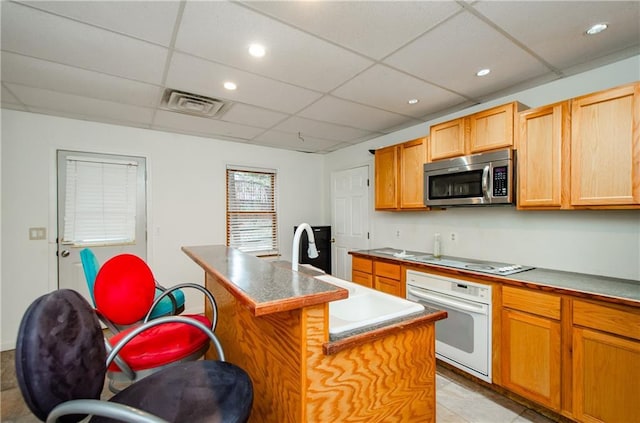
<box><xmin>481</xmin><ymin>165</ymin><xmax>490</xmax><ymax>199</ymax></box>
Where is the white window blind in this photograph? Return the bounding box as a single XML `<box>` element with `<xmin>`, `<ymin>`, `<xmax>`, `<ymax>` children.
<box><xmin>226</xmin><ymin>167</ymin><xmax>278</xmax><ymax>254</ymax></box>
<box><xmin>62</xmin><ymin>156</ymin><xmax>138</xmax><ymax>246</ymax></box>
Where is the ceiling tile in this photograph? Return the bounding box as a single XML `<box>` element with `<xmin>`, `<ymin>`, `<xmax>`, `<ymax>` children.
<box><xmin>474</xmin><ymin>0</ymin><xmax>640</xmax><ymax>70</ymax></box>
<box><xmin>384</xmin><ymin>11</ymin><xmax>551</xmax><ymax>99</ymax></box>
<box><xmin>298</xmin><ymin>96</ymin><xmax>421</xmax><ymax>132</ymax></box>
<box><xmin>333</xmin><ymin>64</ymin><xmax>469</xmax><ymax>118</ymax></box>
<box><xmin>272</xmin><ymin>116</ymin><xmax>376</xmax><ymax>143</ymax></box>
<box><xmin>1</xmin><ymin>1</ymin><xmax>638</xmax><ymax>154</ymax></box>
<box><xmin>19</xmin><ymin>0</ymin><xmax>181</xmax><ymax>46</ymax></box>
<box><xmin>253</xmin><ymin>129</ymin><xmax>344</xmax><ymax>153</ymax></box>
<box><xmin>175</xmin><ymin>1</ymin><xmax>373</xmax><ymax>91</ymax></box>
<box><xmin>1</xmin><ymin>52</ymin><xmax>163</xmax><ymax>108</ymax></box>
<box><xmin>1</xmin><ymin>2</ymin><xmax>168</xmax><ymax>83</ymax></box>
<box><xmin>166</xmin><ymin>52</ymin><xmax>322</xmax><ymax>114</ymax></box>
<box><xmin>242</xmin><ymin>1</ymin><xmax>462</xmax><ymax>59</ymax></box>
<box><xmin>153</xmin><ymin>109</ymin><xmax>265</xmax><ymax>140</ymax></box>
<box><xmin>1</xmin><ymin>84</ymin><xmax>22</xmax><ymax>105</ymax></box>
<box><xmin>221</xmin><ymin>103</ymin><xmax>288</xmax><ymax>129</ymax></box>
<box><xmin>6</xmin><ymin>83</ymin><xmax>155</xmax><ymax>125</ymax></box>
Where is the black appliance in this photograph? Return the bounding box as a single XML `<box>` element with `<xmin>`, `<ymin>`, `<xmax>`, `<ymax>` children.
<box><xmin>293</xmin><ymin>225</ymin><xmax>331</xmax><ymax>274</ymax></box>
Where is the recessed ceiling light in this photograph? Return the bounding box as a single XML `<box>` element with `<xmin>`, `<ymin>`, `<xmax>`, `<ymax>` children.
<box><xmin>476</xmin><ymin>68</ymin><xmax>491</xmax><ymax>77</ymax></box>
<box><xmin>223</xmin><ymin>81</ymin><xmax>237</xmax><ymax>90</ymax></box>
<box><xmin>586</xmin><ymin>23</ymin><xmax>608</xmax><ymax>35</ymax></box>
<box><xmin>408</xmin><ymin>99</ymin><xmax>419</xmax><ymax>105</ymax></box>
<box><xmin>248</xmin><ymin>43</ymin><xmax>266</xmax><ymax>58</ymax></box>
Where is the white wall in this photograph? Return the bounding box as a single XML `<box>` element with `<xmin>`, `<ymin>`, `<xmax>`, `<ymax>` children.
<box><xmin>324</xmin><ymin>55</ymin><xmax>640</xmax><ymax>281</ymax></box>
<box><xmin>2</xmin><ymin>56</ymin><xmax>639</xmax><ymax>350</ymax></box>
<box><xmin>1</xmin><ymin>112</ymin><xmax>326</xmax><ymax>350</ymax></box>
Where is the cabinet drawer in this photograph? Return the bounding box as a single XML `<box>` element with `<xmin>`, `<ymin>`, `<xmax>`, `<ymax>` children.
<box><xmin>374</xmin><ymin>261</ymin><xmax>401</xmax><ymax>280</ymax></box>
<box><xmin>503</xmin><ymin>286</ymin><xmax>560</xmax><ymax>320</ymax></box>
<box><xmin>573</xmin><ymin>300</ymin><xmax>640</xmax><ymax>341</ymax></box>
<box><xmin>352</xmin><ymin>270</ymin><xmax>373</xmax><ymax>288</ymax></box>
<box><xmin>375</xmin><ymin>276</ymin><xmax>403</xmax><ymax>297</ymax></box>
<box><xmin>352</xmin><ymin>256</ymin><xmax>372</xmax><ymax>274</ymax></box>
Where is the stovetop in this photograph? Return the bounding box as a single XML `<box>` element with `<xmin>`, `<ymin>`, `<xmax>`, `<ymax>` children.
<box><xmin>408</xmin><ymin>255</ymin><xmax>534</xmax><ymax>276</ymax></box>
<box><xmin>374</xmin><ymin>249</ymin><xmax>535</xmax><ymax>276</ymax></box>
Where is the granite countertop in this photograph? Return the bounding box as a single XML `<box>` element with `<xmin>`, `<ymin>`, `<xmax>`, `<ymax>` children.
<box><xmin>182</xmin><ymin>245</ymin><xmax>448</xmax><ymax>348</ymax></box>
<box><xmin>351</xmin><ymin>248</ymin><xmax>640</xmax><ymax>307</ymax></box>
<box><xmin>182</xmin><ymin>245</ymin><xmax>348</xmax><ymax>316</ymax></box>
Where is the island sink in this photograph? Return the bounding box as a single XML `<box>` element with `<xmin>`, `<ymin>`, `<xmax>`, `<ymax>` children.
<box><xmin>315</xmin><ymin>274</ymin><xmax>424</xmax><ymax>335</ymax></box>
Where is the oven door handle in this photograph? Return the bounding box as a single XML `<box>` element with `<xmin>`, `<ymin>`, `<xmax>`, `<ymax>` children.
<box><xmin>408</xmin><ymin>288</ymin><xmax>488</xmax><ymax>314</ymax></box>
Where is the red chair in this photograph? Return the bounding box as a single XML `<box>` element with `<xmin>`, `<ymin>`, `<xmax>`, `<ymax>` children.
<box><xmin>93</xmin><ymin>254</ymin><xmax>218</xmax><ymax>392</ymax></box>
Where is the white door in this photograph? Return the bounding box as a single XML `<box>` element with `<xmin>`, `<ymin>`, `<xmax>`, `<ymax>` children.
<box><xmin>331</xmin><ymin>165</ymin><xmax>370</xmax><ymax>280</ymax></box>
<box><xmin>57</xmin><ymin>150</ymin><xmax>147</xmax><ymax>304</ymax></box>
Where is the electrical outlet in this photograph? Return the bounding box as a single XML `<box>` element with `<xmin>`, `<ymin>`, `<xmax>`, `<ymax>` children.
<box><xmin>450</xmin><ymin>232</ymin><xmax>457</xmax><ymax>242</ymax></box>
<box><xmin>395</xmin><ymin>229</ymin><xmax>400</xmax><ymax>238</ymax></box>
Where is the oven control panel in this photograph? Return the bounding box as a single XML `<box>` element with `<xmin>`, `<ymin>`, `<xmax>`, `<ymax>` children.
<box><xmin>452</xmin><ymin>283</ymin><xmax>490</xmax><ymax>301</ymax></box>
<box><xmin>406</xmin><ymin>270</ymin><xmax>491</xmax><ymax>305</ymax></box>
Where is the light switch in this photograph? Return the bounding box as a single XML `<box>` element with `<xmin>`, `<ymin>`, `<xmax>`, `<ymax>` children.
<box><xmin>29</xmin><ymin>227</ymin><xmax>47</xmax><ymax>240</ymax></box>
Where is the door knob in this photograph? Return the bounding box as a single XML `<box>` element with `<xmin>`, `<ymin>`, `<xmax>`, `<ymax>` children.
<box><xmin>60</xmin><ymin>250</ymin><xmax>70</xmax><ymax>257</ymax></box>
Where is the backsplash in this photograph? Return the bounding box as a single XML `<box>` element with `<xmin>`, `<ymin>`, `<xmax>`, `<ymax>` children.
<box><xmin>371</xmin><ymin>207</ymin><xmax>640</xmax><ymax>281</ymax></box>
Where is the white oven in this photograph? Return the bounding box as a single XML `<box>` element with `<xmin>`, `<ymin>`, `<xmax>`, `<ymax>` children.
<box><xmin>406</xmin><ymin>270</ymin><xmax>492</xmax><ymax>382</ymax></box>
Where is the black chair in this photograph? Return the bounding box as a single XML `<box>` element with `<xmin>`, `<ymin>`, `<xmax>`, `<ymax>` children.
<box><xmin>15</xmin><ymin>289</ymin><xmax>253</xmax><ymax>422</ymax></box>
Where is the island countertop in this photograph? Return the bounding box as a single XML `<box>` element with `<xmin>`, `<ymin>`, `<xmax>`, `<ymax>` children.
<box><xmin>182</xmin><ymin>245</ymin><xmax>349</xmax><ymax>316</ymax></box>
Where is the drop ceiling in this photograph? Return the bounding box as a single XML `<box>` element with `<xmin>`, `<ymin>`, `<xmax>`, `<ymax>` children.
<box><xmin>1</xmin><ymin>1</ymin><xmax>639</xmax><ymax>153</ymax></box>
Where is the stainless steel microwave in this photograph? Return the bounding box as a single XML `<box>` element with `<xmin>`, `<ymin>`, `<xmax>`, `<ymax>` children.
<box><xmin>423</xmin><ymin>149</ymin><xmax>515</xmax><ymax>207</ymax></box>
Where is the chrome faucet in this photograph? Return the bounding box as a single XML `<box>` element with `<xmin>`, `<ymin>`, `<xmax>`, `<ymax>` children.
<box><xmin>292</xmin><ymin>223</ymin><xmax>319</xmax><ymax>271</ymax></box>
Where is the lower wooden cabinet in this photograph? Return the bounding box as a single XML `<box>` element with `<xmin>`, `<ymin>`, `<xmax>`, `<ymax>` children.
<box><xmin>500</xmin><ymin>287</ymin><xmax>562</xmax><ymax>411</ymax></box>
<box><xmin>374</xmin><ymin>261</ymin><xmax>403</xmax><ymax>298</ymax></box>
<box><xmin>572</xmin><ymin>328</ymin><xmax>640</xmax><ymax>423</ymax></box>
<box><xmin>572</xmin><ymin>300</ymin><xmax>640</xmax><ymax>423</ymax></box>
<box><xmin>350</xmin><ymin>256</ymin><xmax>404</xmax><ymax>297</ymax></box>
<box><xmin>351</xmin><ymin>256</ymin><xmax>373</xmax><ymax>288</ymax></box>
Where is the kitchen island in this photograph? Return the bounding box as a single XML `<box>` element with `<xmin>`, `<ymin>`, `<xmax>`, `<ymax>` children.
<box><xmin>182</xmin><ymin>245</ymin><xmax>447</xmax><ymax>423</ymax></box>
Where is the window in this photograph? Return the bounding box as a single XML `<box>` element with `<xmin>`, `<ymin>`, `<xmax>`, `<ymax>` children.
<box><xmin>226</xmin><ymin>166</ymin><xmax>278</xmax><ymax>255</ymax></box>
<box><xmin>61</xmin><ymin>155</ymin><xmax>139</xmax><ymax>246</ymax></box>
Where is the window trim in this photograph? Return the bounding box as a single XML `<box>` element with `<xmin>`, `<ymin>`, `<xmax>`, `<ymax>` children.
<box><xmin>226</xmin><ymin>165</ymin><xmax>279</xmax><ymax>256</ymax></box>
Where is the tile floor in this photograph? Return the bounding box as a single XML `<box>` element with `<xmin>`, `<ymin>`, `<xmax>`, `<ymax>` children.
<box><xmin>435</xmin><ymin>366</ymin><xmax>558</xmax><ymax>423</ymax></box>
<box><xmin>2</xmin><ymin>348</ymin><xmax>558</xmax><ymax>423</ymax></box>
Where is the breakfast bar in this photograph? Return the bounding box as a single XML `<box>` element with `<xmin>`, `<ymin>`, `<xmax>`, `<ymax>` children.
<box><xmin>182</xmin><ymin>245</ymin><xmax>447</xmax><ymax>423</ymax></box>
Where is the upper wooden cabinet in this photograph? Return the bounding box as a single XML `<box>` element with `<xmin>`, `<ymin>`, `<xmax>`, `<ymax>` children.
<box><xmin>400</xmin><ymin>138</ymin><xmax>429</xmax><ymax>208</ymax></box>
<box><xmin>429</xmin><ymin>102</ymin><xmax>526</xmax><ymax>162</ymax></box>
<box><xmin>517</xmin><ymin>101</ymin><xmax>571</xmax><ymax>209</ymax></box>
<box><xmin>571</xmin><ymin>83</ymin><xmax>640</xmax><ymax>206</ymax></box>
<box><xmin>517</xmin><ymin>82</ymin><xmax>640</xmax><ymax>210</ymax></box>
<box><xmin>375</xmin><ymin>137</ymin><xmax>428</xmax><ymax>210</ymax></box>
<box><xmin>374</xmin><ymin>144</ymin><xmax>398</xmax><ymax>210</ymax></box>
<box><xmin>470</xmin><ymin>102</ymin><xmax>523</xmax><ymax>153</ymax></box>
<box><xmin>429</xmin><ymin>118</ymin><xmax>466</xmax><ymax>161</ymax></box>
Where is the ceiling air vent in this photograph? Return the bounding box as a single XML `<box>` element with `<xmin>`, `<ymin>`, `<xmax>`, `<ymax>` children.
<box><xmin>161</xmin><ymin>89</ymin><xmax>230</xmax><ymax>118</ymax></box>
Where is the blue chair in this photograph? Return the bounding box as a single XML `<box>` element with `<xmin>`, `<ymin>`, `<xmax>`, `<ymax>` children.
<box><xmin>80</xmin><ymin>248</ymin><xmax>186</xmax><ymax>321</ymax></box>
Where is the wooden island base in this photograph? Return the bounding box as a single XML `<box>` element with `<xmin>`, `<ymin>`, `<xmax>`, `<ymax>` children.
<box><xmin>205</xmin><ymin>272</ymin><xmax>438</xmax><ymax>422</ymax></box>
